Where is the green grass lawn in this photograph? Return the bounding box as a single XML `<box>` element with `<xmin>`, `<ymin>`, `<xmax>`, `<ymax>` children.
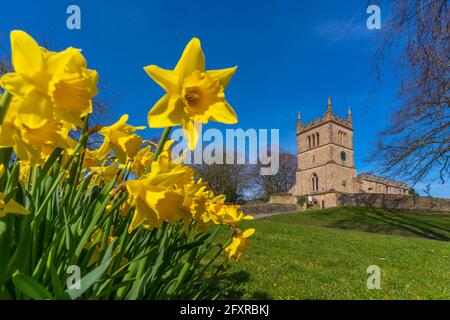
<box><xmin>218</xmin><ymin>207</ymin><xmax>450</xmax><ymax>300</ymax></box>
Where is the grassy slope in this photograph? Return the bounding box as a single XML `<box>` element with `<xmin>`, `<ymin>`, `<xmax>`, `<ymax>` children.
<box><xmin>219</xmin><ymin>207</ymin><xmax>450</xmax><ymax>300</ymax></box>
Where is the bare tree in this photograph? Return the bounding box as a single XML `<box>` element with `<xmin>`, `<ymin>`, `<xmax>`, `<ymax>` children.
<box><xmin>195</xmin><ymin>162</ymin><xmax>251</xmax><ymax>203</ymax></box>
<box><xmin>422</xmin><ymin>184</ymin><xmax>433</xmax><ymax>197</ymax></box>
<box><xmin>371</xmin><ymin>0</ymin><xmax>449</xmax><ymax>185</ymax></box>
<box><xmin>0</xmin><ymin>58</ymin><xmax>10</xmax><ymax>77</ymax></box>
<box><xmin>253</xmin><ymin>150</ymin><xmax>297</xmax><ymax>199</ymax></box>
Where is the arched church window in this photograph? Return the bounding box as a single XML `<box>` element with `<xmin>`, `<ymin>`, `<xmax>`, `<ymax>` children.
<box><xmin>308</xmin><ymin>136</ymin><xmax>311</xmax><ymax>149</ymax></box>
<box><xmin>316</xmin><ymin>133</ymin><xmax>320</xmax><ymax>145</ymax></box>
<box><xmin>312</xmin><ymin>134</ymin><xmax>316</xmax><ymax>147</ymax></box>
<box><xmin>311</xmin><ymin>173</ymin><xmax>319</xmax><ymax>192</ymax></box>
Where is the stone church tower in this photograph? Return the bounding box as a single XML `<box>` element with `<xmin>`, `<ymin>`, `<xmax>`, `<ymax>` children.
<box><xmin>286</xmin><ymin>97</ymin><xmax>409</xmax><ymax>208</ymax></box>
<box><xmin>291</xmin><ymin>98</ymin><xmax>358</xmax><ymax>196</ymax></box>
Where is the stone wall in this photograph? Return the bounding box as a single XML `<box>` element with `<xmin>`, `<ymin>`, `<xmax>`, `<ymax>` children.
<box><xmin>310</xmin><ymin>192</ymin><xmax>338</xmax><ymax>208</ymax></box>
<box><xmin>240</xmin><ymin>203</ymin><xmax>299</xmax><ymax>215</ymax></box>
<box><xmin>268</xmin><ymin>195</ymin><xmax>298</xmax><ymax>205</ymax></box>
<box><xmin>263</xmin><ymin>193</ymin><xmax>450</xmax><ymax>214</ymax></box>
<box><xmin>337</xmin><ymin>193</ymin><xmax>450</xmax><ymax>213</ymax></box>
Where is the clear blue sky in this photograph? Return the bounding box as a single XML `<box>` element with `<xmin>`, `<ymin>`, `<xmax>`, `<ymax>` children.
<box><xmin>0</xmin><ymin>0</ymin><xmax>447</xmax><ymax>197</ymax></box>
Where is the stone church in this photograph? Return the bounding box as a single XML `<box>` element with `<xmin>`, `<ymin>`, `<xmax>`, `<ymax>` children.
<box><xmin>290</xmin><ymin>98</ymin><xmax>409</xmax><ymax>208</ymax></box>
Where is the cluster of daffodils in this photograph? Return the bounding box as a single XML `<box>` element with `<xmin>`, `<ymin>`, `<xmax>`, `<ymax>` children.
<box><xmin>0</xmin><ymin>30</ymin><xmax>254</xmax><ymax>264</ymax></box>
<box><xmin>0</xmin><ymin>31</ymin><xmax>97</xmax><ymax>164</ymax></box>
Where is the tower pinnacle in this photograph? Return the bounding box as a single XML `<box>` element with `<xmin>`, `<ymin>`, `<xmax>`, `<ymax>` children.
<box><xmin>298</xmin><ymin>112</ymin><xmax>302</xmax><ymax>125</ymax></box>
<box><xmin>327</xmin><ymin>96</ymin><xmax>332</xmax><ymax>113</ymax></box>
<box><xmin>347</xmin><ymin>106</ymin><xmax>352</xmax><ymax>123</ymax></box>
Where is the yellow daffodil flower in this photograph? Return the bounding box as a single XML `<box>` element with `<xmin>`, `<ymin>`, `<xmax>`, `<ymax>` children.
<box><xmin>224</xmin><ymin>228</ymin><xmax>255</xmax><ymax>263</ymax></box>
<box><xmin>88</xmin><ymin>161</ymin><xmax>122</xmax><ymax>188</ymax></box>
<box><xmin>145</xmin><ymin>38</ymin><xmax>238</xmax><ymax>150</ymax></box>
<box><xmin>130</xmin><ymin>146</ymin><xmax>154</xmax><ymax>177</ymax></box>
<box><xmin>0</xmin><ymin>192</ymin><xmax>30</xmax><ymax>218</ymax></box>
<box><xmin>178</xmin><ymin>180</ymin><xmax>211</xmax><ymax>233</ymax></box>
<box><xmin>153</xmin><ymin>140</ymin><xmax>196</xmax><ymax>187</ymax></box>
<box><xmin>125</xmin><ymin>156</ymin><xmax>191</xmax><ymax>232</ymax></box>
<box><xmin>0</xmin><ymin>98</ymin><xmax>70</xmax><ymax>165</ymax></box>
<box><xmin>206</xmin><ymin>194</ymin><xmax>227</xmax><ymax>224</ymax></box>
<box><xmin>217</xmin><ymin>204</ymin><xmax>253</xmax><ymax>227</ymax></box>
<box><xmin>83</xmin><ymin>149</ymin><xmax>103</xmax><ymax>169</ymax></box>
<box><xmin>0</xmin><ymin>30</ymin><xmax>98</xmax><ymax>128</ymax></box>
<box><xmin>97</xmin><ymin>114</ymin><xmax>145</xmax><ymax>164</ymax></box>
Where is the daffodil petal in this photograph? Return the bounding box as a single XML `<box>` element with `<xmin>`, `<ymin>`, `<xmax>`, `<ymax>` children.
<box><xmin>182</xmin><ymin>120</ymin><xmax>202</xmax><ymax>151</ymax></box>
<box><xmin>111</xmin><ymin>144</ymin><xmax>128</xmax><ymax>164</ymax></box>
<box><xmin>4</xmin><ymin>199</ymin><xmax>30</xmax><ymax>215</ymax></box>
<box><xmin>144</xmin><ymin>65</ymin><xmax>179</xmax><ymax>93</ymax></box>
<box><xmin>44</xmin><ymin>47</ymin><xmax>82</xmax><ymax>74</ymax></box>
<box><xmin>10</xmin><ymin>30</ymin><xmax>43</xmax><ymax>73</ymax></box>
<box><xmin>149</xmin><ymin>190</ymin><xmax>183</xmax><ymax>222</ymax></box>
<box><xmin>207</xmin><ymin>67</ymin><xmax>237</xmax><ymax>88</ymax></box>
<box><xmin>174</xmin><ymin>38</ymin><xmax>205</xmax><ymax>81</ymax></box>
<box><xmin>100</xmin><ymin>114</ymin><xmax>129</xmax><ymax>134</ymax></box>
<box><xmin>125</xmin><ymin>180</ymin><xmax>142</xmax><ymax>198</ymax></box>
<box><xmin>207</xmin><ymin>101</ymin><xmax>238</xmax><ymax>124</ymax></box>
<box><xmin>225</xmin><ymin>237</ymin><xmax>240</xmax><ymax>257</ymax></box>
<box><xmin>64</xmin><ymin>47</ymin><xmax>88</xmax><ymax>71</ymax></box>
<box><xmin>0</xmin><ymin>73</ymin><xmax>34</xmax><ymax>97</ymax></box>
<box><xmin>53</xmin><ymin>109</ymin><xmax>84</xmax><ymax>128</ymax></box>
<box><xmin>128</xmin><ymin>205</ymin><xmax>147</xmax><ymax>233</ymax></box>
<box><xmin>140</xmin><ymin>209</ymin><xmax>164</xmax><ymax>230</ymax></box>
<box><xmin>0</xmin><ymin>121</ymin><xmax>16</xmax><ymax>147</ymax></box>
<box><xmin>148</xmin><ymin>95</ymin><xmax>184</xmax><ymax>128</ymax></box>
<box><xmin>118</xmin><ymin>134</ymin><xmax>142</xmax><ymax>160</ymax></box>
<box><xmin>15</xmin><ymin>91</ymin><xmax>53</xmax><ymax>128</ymax></box>
<box><xmin>149</xmin><ymin>170</ymin><xmax>190</xmax><ymax>188</ymax></box>
<box><xmin>242</xmin><ymin>228</ymin><xmax>255</xmax><ymax>238</ymax></box>
<box><xmin>20</xmin><ymin>121</ymin><xmax>68</xmax><ymax>146</ymax></box>
<box><xmin>11</xmin><ymin>135</ymin><xmax>33</xmax><ymax>164</ymax></box>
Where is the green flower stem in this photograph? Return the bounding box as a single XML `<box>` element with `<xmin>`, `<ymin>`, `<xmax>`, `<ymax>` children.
<box><xmin>0</xmin><ymin>90</ymin><xmax>12</xmax><ymax>124</ymax></box>
<box><xmin>153</xmin><ymin>126</ymin><xmax>172</xmax><ymax>161</ymax></box>
<box><xmin>0</xmin><ymin>91</ymin><xmax>13</xmax><ymax>168</ymax></box>
<box><xmin>33</xmin><ymin>118</ymin><xmax>90</xmax><ymax>218</ymax></box>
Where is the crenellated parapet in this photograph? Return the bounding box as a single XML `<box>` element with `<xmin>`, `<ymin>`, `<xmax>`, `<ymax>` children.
<box><xmin>297</xmin><ymin>97</ymin><xmax>352</xmax><ymax>134</ymax></box>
